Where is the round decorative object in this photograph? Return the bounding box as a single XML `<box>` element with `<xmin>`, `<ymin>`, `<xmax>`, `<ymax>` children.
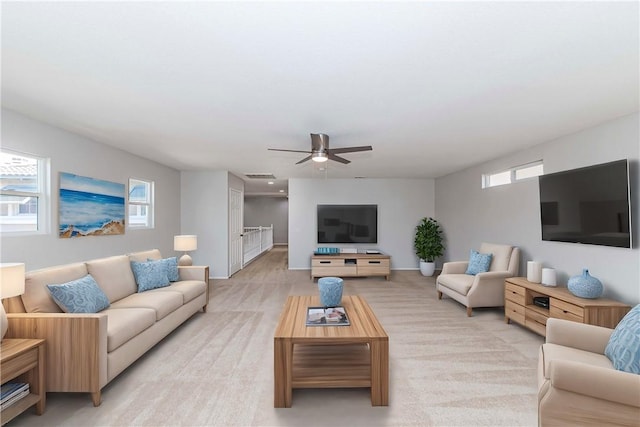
<box><xmin>567</xmin><ymin>269</ymin><xmax>603</xmax><ymax>299</ymax></box>
<box><xmin>318</xmin><ymin>277</ymin><xmax>344</xmax><ymax>307</ymax></box>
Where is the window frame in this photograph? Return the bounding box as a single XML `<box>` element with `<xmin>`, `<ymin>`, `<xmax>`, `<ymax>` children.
<box><xmin>482</xmin><ymin>160</ymin><xmax>544</xmax><ymax>189</ymax></box>
<box><xmin>128</xmin><ymin>177</ymin><xmax>155</xmax><ymax>229</ymax></box>
<box><xmin>0</xmin><ymin>149</ymin><xmax>50</xmax><ymax>235</ymax></box>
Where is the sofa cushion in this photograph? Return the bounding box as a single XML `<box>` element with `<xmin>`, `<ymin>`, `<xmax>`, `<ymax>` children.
<box><xmin>130</xmin><ymin>260</ymin><xmax>170</xmax><ymax>292</ymax></box>
<box><xmin>22</xmin><ymin>262</ymin><xmax>88</xmax><ymax>313</ymax></box>
<box><xmin>152</xmin><ymin>257</ymin><xmax>179</xmax><ymax>282</ymax></box>
<box><xmin>153</xmin><ymin>280</ymin><xmax>206</xmax><ymax>304</ymax></box>
<box><xmin>128</xmin><ymin>249</ymin><xmax>163</xmax><ymax>263</ymax></box>
<box><xmin>479</xmin><ymin>242</ymin><xmax>512</xmax><ymax>272</ymax></box>
<box><xmin>605</xmin><ymin>304</ymin><xmax>640</xmax><ymax>374</ymax></box>
<box><xmin>109</xmin><ymin>290</ymin><xmax>183</xmax><ymax>321</ymax></box>
<box><xmin>465</xmin><ymin>250</ymin><xmax>492</xmax><ymax>275</ymax></box>
<box><xmin>86</xmin><ymin>255</ymin><xmax>137</xmax><ymax>303</ymax></box>
<box><xmin>102</xmin><ymin>307</ymin><xmax>156</xmax><ymax>352</ymax></box>
<box><xmin>541</xmin><ymin>343</ymin><xmax>613</xmax><ymax>380</ymax></box>
<box><xmin>47</xmin><ymin>274</ymin><xmax>110</xmax><ymax>313</ymax></box>
<box><xmin>437</xmin><ymin>274</ymin><xmax>474</xmax><ymax>296</ymax></box>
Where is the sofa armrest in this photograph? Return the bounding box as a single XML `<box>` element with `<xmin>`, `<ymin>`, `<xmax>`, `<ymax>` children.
<box><xmin>550</xmin><ymin>359</ymin><xmax>640</xmax><ymax>407</ymax></box>
<box><xmin>178</xmin><ymin>265</ymin><xmax>209</xmax><ymax>282</ymax></box>
<box><xmin>178</xmin><ymin>265</ymin><xmax>210</xmax><ymax>311</ymax></box>
<box><xmin>6</xmin><ymin>313</ymin><xmax>108</xmax><ymax>395</ymax></box>
<box><xmin>546</xmin><ymin>318</ymin><xmax>612</xmax><ymax>354</ymax></box>
<box><xmin>441</xmin><ymin>261</ymin><xmax>468</xmax><ymax>275</ymax></box>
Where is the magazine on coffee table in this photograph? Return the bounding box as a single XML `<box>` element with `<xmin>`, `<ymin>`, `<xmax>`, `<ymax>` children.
<box><xmin>306</xmin><ymin>306</ymin><xmax>350</xmax><ymax>326</ymax></box>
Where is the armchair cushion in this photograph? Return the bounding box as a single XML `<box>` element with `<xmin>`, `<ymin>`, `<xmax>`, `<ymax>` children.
<box><xmin>465</xmin><ymin>249</ymin><xmax>493</xmax><ymax>275</ymax></box>
<box><xmin>479</xmin><ymin>242</ymin><xmax>513</xmax><ymax>272</ymax></box>
<box><xmin>605</xmin><ymin>304</ymin><xmax>640</xmax><ymax>374</ymax></box>
<box><xmin>437</xmin><ymin>274</ymin><xmax>474</xmax><ymax>296</ymax></box>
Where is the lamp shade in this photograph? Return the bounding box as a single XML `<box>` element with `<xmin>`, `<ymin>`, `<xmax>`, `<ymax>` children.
<box><xmin>174</xmin><ymin>235</ymin><xmax>197</xmax><ymax>251</ymax></box>
<box><xmin>0</xmin><ymin>263</ymin><xmax>25</xmax><ymax>299</ymax></box>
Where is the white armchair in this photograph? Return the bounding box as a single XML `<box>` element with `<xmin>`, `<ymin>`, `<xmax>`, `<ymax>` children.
<box><xmin>436</xmin><ymin>242</ymin><xmax>520</xmax><ymax>316</ymax></box>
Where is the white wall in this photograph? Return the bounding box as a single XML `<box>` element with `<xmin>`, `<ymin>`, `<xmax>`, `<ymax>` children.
<box><xmin>244</xmin><ymin>196</ymin><xmax>288</xmax><ymax>244</ymax></box>
<box><xmin>435</xmin><ymin>113</ymin><xmax>640</xmax><ymax>304</ymax></box>
<box><xmin>181</xmin><ymin>170</ymin><xmax>244</xmax><ymax>279</ymax></box>
<box><xmin>288</xmin><ymin>178</ymin><xmax>435</xmax><ymax>270</ymax></box>
<box><xmin>1</xmin><ymin>109</ymin><xmax>182</xmax><ymax>269</ymax></box>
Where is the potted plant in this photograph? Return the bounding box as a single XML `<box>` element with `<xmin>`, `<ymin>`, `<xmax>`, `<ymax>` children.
<box><xmin>414</xmin><ymin>217</ymin><xmax>444</xmax><ymax>276</ymax></box>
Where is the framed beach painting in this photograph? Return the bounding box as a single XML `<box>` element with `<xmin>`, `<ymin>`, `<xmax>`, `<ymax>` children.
<box><xmin>59</xmin><ymin>172</ymin><xmax>125</xmax><ymax>238</ymax></box>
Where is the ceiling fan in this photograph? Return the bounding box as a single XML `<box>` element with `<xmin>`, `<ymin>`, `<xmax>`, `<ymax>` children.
<box><xmin>268</xmin><ymin>133</ymin><xmax>372</xmax><ymax>164</ymax></box>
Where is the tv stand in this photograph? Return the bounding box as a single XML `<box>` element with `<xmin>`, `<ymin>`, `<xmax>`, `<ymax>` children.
<box><xmin>311</xmin><ymin>251</ymin><xmax>391</xmax><ymax>280</ymax></box>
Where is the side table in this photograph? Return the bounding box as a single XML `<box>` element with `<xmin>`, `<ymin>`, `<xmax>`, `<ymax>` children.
<box><xmin>0</xmin><ymin>339</ymin><xmax>46</xmax><ymax>425</ymax></box>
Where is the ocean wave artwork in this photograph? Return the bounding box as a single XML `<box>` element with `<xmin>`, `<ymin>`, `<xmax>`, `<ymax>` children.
<box><xmin>59</xmin><ymin>172</ymin><xmax>125</xmax><ymax>238</ymax></box>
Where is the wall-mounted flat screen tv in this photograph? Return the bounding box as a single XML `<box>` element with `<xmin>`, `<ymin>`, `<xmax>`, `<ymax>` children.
<box><xmin>539</xmin><ymin>159</ymin><xmax>632</xmax><ymax>248</ymax></box>
<box><xmin>317</xmin><ymin>204</ymin><xmax>378</xmax><ymax>244</ymax></box>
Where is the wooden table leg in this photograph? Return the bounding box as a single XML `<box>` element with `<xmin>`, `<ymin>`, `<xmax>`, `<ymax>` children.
<box><xmin>369</xmin><ymin>338</ymin><xmax>389</xmax><ymax>406</ymax></box>
<box><xmin>274</xmin><ymin>338</ymin><xmax>293</xmax><ymax>408</ymax></box>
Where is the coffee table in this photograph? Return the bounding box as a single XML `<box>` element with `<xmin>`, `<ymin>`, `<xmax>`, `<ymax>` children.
<box><xmin>273</xmin><ymin>295</ymin><xmax>389</xmax><ymax>408</ymax></box>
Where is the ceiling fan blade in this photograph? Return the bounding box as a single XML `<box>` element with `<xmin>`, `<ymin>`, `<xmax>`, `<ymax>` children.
<box><xmin>268</xmin><ymin>148</ymin><xmax>312</xmax><ymax>154</ymax></box>
<box><xmin>296</xmin><ymin>155</ymin><xmax>313</xmax><ymax>164</ymax></box>
<box><xmin>328</xmin><ymin>153</ymin><xmax>350</xmax><ymax>164</ymax></box>
<box><xmin>328</xmin><ymin>145</ymin><xmax>373</xmax><ymax>154</ymax></box>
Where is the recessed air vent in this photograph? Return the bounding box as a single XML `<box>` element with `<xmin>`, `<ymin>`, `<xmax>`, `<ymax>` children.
<box><xmin>245</xmin><ymin>173</ymin><xmax>276</xmax><ymax>179</ymax></box>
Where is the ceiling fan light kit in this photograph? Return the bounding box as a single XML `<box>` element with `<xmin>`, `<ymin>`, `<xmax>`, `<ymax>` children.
<box><xmin>268</xmin><ymin>133</ymin><xmax>373</xmax><ymax>165</ymax></box>
<box><xmin>312</xmin><ymin>152</ymin><xmax>328</xmax><ymax>162</ymax></box>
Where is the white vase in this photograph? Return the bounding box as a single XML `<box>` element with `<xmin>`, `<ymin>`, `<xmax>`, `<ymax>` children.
<box><xmin>420</xmin><ymin>261</ymin><xmax>435</xmax><ymax>276</ymax></box>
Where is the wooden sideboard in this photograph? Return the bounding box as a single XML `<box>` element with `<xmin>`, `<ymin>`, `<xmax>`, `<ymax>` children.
<box><xmin>504</xmin><ymin>277</ymin><xmax>631</xmax><ymax>337</ymax></box>
<box><xmin>311</xmin><ymin>252</ymin><xmax>391</xmax><ymax>280</ymax></box>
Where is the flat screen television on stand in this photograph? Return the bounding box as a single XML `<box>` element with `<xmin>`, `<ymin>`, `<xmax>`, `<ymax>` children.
<box><xmin>538</xmin><ymin>159</ymin><xmax>632</xmax><ymax>248</ymax></box>
<box><xmin>317</xmin><ymin>204</ymin><xmax>378</xmax><ymax>244</ymax></box>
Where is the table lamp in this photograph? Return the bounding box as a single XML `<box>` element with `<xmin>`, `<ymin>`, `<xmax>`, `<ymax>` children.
<box><xmin>1</xmin><ymin>263</ymin><xmax>25</xmax><ymax>340</ymax></box>
<box><xmin>174</xmin><ymin>235</ymin><xmax>197</xmax><ymax>266</ymax></box>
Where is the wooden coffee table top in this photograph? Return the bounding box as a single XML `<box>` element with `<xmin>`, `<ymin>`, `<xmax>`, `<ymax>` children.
<box><xmin>274</xmin><ymin>295</ymin><xmax>388</xmax><ymax>342</ymax></box>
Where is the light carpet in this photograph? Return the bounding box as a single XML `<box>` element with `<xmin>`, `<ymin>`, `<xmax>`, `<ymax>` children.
<box><xmin>9</xmin><ymin>247</ymin><xmax>543</xmax><ymax>426</ymax></box>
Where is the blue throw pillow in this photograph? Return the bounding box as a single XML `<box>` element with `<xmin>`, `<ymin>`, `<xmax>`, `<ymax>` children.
<box><xmin>148</xmin><ymin>257</ymin><xmax>179</xmax><ymax>282</ymax></box>
<box><xmin>605</xmin><ymin>304</ymin><xmax>640</xmax><ymax>374</ymax></box>
<box><xmin>131</xmin><ymin>260</ymin><xmax>170</xmax><ymax>292</ymax></box>
<box><xmin>47</xmin><ymin>274</ymin><xmax>110</xmax><ymax>313</ymax></box>
<box><xmin>465</xmin><ymin>249</ymin><xmax>493</xmax><ymax>275</ymax></box>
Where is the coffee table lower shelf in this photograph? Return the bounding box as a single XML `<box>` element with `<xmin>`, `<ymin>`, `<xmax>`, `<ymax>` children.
<box><xmin>291</xmin><ymin>344</ymin><xmax>371</xmax><ymax>389</ymax></box>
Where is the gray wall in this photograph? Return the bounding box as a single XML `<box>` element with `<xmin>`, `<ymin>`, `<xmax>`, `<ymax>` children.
<box><xmin>181</xmin><ymin>170</ymin><xmax>244</xmax><ymax>279</ymax></box>
<box><xmin>244</xmin><ymin>196</ymin><xmax>288</xmax><ymax>244</ymax></box>
<box><xmin>1</xmin><ymin>109</ymin><xmax>182</xmax><ymax>269</ymax></box>
<box><xmin>435</xmin><ymin>113</ymin><xmax>640</xmax><ymax>304</ymax></box>
<box><xmin>288</xmin><ymin>178</ymin><xmax>435</xmax><ymax>270</ymax></box>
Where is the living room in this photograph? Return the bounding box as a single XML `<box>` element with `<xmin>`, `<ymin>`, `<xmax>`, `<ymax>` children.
<box><xmin>1</xmin><ymin>2</ymin><xmax>639</xmax><ymax>426</ymax></box>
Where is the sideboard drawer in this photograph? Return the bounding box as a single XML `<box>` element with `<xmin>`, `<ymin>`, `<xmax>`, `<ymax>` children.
<box><xmin>551</xmin><ymin>299</ymin><xmax>584</xmax><ymax>322</ymax></box>
<box><xmin>505</xmin><ymin>300</ymin><xmax>525</xmax><ymax>325</ymax></box>
<box><xmin>505</xmin><ymin>283</ymin><xmax>525</xmax><ymax>305</ymax></box>
<box><xmin>312</xmin><ymin>259</ymin><xmax>344</xmax><ymax>268</ymax></box>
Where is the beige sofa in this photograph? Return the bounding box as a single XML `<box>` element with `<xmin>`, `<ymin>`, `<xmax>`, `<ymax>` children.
<box><xmin>538</xmin><ymin>318</ymin><xmax>640</xmax><ymax>426</ymax></box>
<box><xmin>436</xmin><ymin>242</ymin><xmax>520</xmax><ymax>316</ymax></box>
<box><xmin>4</xmin><ymin>249</ymin><xmax>209</xmax><ymax>406</ymax></box>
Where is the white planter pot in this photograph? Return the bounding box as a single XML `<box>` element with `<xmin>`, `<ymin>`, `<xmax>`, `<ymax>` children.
<box><xmin>419</xmin><ymin>260</ymin><xmax>435</xmax><ymax>276</ymax></box>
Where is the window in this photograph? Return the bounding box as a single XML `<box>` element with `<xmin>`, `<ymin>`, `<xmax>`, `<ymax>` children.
<box><xmin>128</xmin><ymin>178</ymin><xmax>154</xmax><ymax>228</ymax></box>
<box><xmin>0</xmin><ymin>150</ymin><xmax>49</xmax><ymax>233</ymax></box>
<box><xmin>482</xmin><ymin>161</ymin><xmax>544</xmax><ymax>189</ymax></box>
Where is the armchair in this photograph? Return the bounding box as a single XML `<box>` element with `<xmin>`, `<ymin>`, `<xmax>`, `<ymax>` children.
<box><xmin>538</xmin><ymin>318</ymin><xmax>640</xmax><ymax>426</ymax></box>
<box><xmin>436</xmin><ymin>242</ymin><xmax>519</xmax><ymax>316</ymax></box>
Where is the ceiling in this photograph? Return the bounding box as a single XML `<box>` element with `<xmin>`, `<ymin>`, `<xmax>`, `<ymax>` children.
<box><xmin>2</xmin><ymin>2</ymin><xmax>638</xmax><ymax>196</ymax></box>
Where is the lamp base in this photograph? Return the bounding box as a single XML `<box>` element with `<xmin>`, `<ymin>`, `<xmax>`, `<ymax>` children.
<box><xmin>178</xmin><ymin>254</ymin><xmax>193</xmax><ymax>266</ymax></box>
<box><xmin>1</xmin><ymin>302</ymin><xmax>8</xmax><ymax>340</ymax></box>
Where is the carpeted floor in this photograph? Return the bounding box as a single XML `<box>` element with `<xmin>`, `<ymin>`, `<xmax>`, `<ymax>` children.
<box><xmin>9</xmin><ymin>247</ymin><xmax>543</xmax><ymax>426</ymax></box>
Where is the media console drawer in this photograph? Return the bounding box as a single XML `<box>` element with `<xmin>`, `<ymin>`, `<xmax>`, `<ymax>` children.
<box><xmin>311</xmin><ymin>253</ymin><xmax>391</xmax><ymax>281</ymax></box>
